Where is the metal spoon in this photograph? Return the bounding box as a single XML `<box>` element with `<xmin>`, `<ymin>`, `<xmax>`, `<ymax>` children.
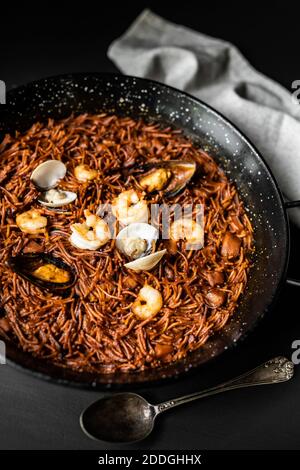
<box><xmin>80</xmin><ymin>356</ymin><xmax>294</xmax><ymax>443</ymax></box>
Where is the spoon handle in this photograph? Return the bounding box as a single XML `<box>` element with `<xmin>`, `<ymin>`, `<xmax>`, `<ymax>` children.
<box><xmin>155</xmin><ymin>356</ymin><xmax>294</xmax><ymax>414</ymax></box>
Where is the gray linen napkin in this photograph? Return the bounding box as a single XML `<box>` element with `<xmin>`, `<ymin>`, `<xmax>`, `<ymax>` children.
<box><xmin>108</xmin><ymin>9</ymin><xmax>300</xmax><ymax>226</ymax></box>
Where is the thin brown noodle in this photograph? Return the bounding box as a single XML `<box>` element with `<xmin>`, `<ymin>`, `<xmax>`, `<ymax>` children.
<box><xmin>0</xmin><ymin>114</ymin><xmax>253</xmax><ymax>373</ymax></box>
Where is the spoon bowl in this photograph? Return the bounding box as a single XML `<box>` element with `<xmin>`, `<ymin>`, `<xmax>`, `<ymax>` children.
<box><xmin>80</xmin><ymin>392</ymin><xmax>156</xmax><ymax>443</ymax></box>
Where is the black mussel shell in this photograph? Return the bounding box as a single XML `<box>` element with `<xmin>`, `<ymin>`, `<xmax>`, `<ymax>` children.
<box><xmin>8</xmin><ymin>253</ymin><xmax>76</xmax><ymax>293</ymax></box>
<box><xmin>133</xmin><ymin>160</ymin><xmax>197</xmax><ymax>198</ymax></box>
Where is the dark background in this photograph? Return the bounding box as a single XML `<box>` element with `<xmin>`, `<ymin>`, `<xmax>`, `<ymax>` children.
<box><xmin>0</xmin><ymin>2</ymin><xmax>300</xmax><ymax>450</ymax></box>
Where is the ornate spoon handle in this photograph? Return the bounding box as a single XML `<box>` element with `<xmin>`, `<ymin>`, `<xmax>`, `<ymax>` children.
<box><xmin>155</xmin><ymin>357</ymin><xmax>294</xmax><ymax>414</ymax></box>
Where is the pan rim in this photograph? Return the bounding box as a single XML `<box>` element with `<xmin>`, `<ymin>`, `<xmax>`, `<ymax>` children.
<box><xmin>2</xmin><ymin>72</ymin><xmax>290</xmax><ymax>389</ymax></box>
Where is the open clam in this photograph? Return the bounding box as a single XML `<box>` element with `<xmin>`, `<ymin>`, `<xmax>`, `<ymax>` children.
<box><xmin>116</xmin><ymin>222</ymin><xmax>166</xmax><ymax>272</ymax></box>
<box><xmin>124</xmin><ymin>250</ymin><xmax>167</xmax><ymax>271</ymax></box>
<box><xmin>38</xmin><ymin>188</ymin><xmax>77</xmax><ymax>208</ymax></box>
<box><xmin>31</xmin><ymin>160</ymin><xmax>67</xmax><ymax>190</ymax></box>
<box><xmin>31</xmin><ymin>160</ymin><xmax>77</xmax><ymax>208</ymax></box>
<box><xmin>8</xmin><ymin>253</ymin><xmax>76</xmax><ymax>292</ymax></box>
<box><xmin>138</xmin><ymin>160</ymin><xmax>197</xmax><ymax>198</ymax></box>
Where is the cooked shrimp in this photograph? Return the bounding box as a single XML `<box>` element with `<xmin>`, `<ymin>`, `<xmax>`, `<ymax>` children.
<box><xmin>132</xmin><ymin>285</ymin><xmax>163</xmax><ymax>320</ymax></box>
<box><xmin>16</xmin><ymin>209</ymin><xmax>47</xmax><ymax>234</ymax></box>
<box><xmin>139</xmin><ymin>168</ymin><xmax>171</xmax><ymax>192</ymax></box>
<box><xmin>170</xmin><ymin>218</ymin><xmax>204</xmax><ymax>249</ymax></box>
<box><xmin>70</xmin><ymin>209</ymin><xmax>110</xmax><ymax>250</ymax></box>
<box><xmin>111</xmin><ymin>189</ymin><xmax>149</xmax><ymax>225</ymax></box>
<box><xmin>74</xmin><ymin>164</ymin><xmax>98</xmax><ymax>182</ymax></box>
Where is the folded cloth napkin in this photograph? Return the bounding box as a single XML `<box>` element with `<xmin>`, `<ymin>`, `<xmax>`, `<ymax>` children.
<box><xmin>108</xmin><ymin>9</ymin><xmax>300</xmax><ymax>226</ymax></box>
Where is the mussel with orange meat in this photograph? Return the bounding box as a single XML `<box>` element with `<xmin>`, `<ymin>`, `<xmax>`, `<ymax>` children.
<box><xmin>129</xmin><ymin>160</ymin><xmax>197</xmax><ymax>198</ymax></box>
<box><xmin>8</xmin><ymin>253</ymin><xmax>76</xmax><ymax>293</ymax></box>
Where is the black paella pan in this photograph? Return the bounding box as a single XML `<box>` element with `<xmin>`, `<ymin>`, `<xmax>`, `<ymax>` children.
<box><xmin>0</xmin><ymin>73</ymin><xmax>299</xmax><ymax>388</ymax></box>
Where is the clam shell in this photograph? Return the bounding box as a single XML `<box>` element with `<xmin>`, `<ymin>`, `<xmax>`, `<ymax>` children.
<box><xmin>124</xmin><ymin>249</ymin><xmax>167</xmax><ymax>272</ymax></box>
<box><xmin>31</xmin><ymin>160</ymin><xmax>66</xmax><ymax>190</ymax></box>
<box><xmin>116</xmin><ymin>223</ymin><xmax>158</xmax><ymax>258</ymax></box>
<box><xmin>38</xmin><ymin>189</ymin><xmax>77</xmax><ymax>208</ymax></box>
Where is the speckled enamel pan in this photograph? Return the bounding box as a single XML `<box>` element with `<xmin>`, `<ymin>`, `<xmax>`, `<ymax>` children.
<box><xmin>0</xmin><ymin>73</ymin><xmax>299</xmax><ymax>389</ymax></box>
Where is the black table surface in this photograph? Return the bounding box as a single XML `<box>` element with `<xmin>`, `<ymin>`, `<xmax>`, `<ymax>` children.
<box><xmin>1</xmin><ymin>2</ymin><xmax>300</xmax><ymax>450</ymax></box>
